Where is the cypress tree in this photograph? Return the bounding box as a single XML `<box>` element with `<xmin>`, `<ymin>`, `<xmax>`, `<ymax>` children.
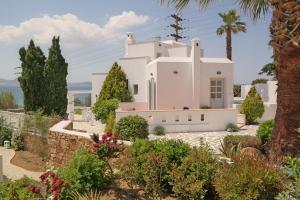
<box><xmin>99</xmin><ymin>62</ymin><xmax>132</xmax><ymax>102</ymax></box>
<box><xmin>18</xmin><ymin>40</ymin><xmax>46</xmax><ymax>112</ymax></box>
<box><xmin>44</xmin><ymin>36</ymin><xmax>68</xmax><ymax>116</ymax></box>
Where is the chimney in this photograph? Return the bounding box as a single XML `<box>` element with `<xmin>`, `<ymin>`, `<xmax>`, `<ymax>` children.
<box><xmin>125</xmin><ymin>32</ymin><xmax>135</xmax><ymax>57</ymax></box>
<box><xmin>191</xmin><ymin>38</ymin><xmax>201</xmax><ymax>109</ymax></box>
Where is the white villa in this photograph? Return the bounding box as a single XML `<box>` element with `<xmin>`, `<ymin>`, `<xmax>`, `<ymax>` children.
<box><xmin>92</xmin><ymin>33</ymin><xmax>238</xmax><ymax>132</ymax></box>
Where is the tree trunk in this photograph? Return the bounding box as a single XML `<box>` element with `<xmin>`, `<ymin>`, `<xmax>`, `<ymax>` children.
<box><xmin>226</xmin><ymin>29</ymin><xmax>232</xmax><ymax>60</ymax></box>
<box><xmin>268</xmin><ymin>0</ymin><xmax>300</xmax><ymax>163</ymax></box>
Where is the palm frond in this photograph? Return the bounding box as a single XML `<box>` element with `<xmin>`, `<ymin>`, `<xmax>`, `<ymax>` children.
<box><xmin>236</xmin><ymin>0</ymin><xmax>271</xmax><ymax>20</ymax></box>
<box><xmin>160</xmin><ymin>0</ymin><xmax>216</xmax><ymax>11</ymax></box>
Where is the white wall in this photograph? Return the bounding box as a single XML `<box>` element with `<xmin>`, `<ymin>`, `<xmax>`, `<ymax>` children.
<box><xmin>199</xmin><ymin>61</ymin><xmax>234</xmax><ymax>108</ymax></box>
<box><xmin>91</xmin><ymin>73</ymin><xmax>107</xmax><ymax>105</ymax></box>
<box><xmin>258</xmin><ymin>103</ymin><xmax>277</xmax><ymax>122</ymax></box>
<box><xmin>241</xmin><ymin>85</ymin><xmax>252</xmax><ymax>99</ymax></box>
<box><xmin>255</xmin><ymin>83</ymin><xmax>268</xmax><ymax>102</ymax></box>
<box><xmin>267</xmin><ymin>81</ymin><xmax>277</xmax><ymax>103</ymax></box>
<box><xmin>119</xmin><ymin>57</ymin><xmax>150</xmax><ymax>102</ymax></box>
<box><xmin>156</xmin><ymin>61</ymin><xmax>193</xmax><ymax>110</ymax></box>
<box><xmin>116</xmin><ymin>108</ymin><xmax>237</xmax><ymax>132</ymax></box>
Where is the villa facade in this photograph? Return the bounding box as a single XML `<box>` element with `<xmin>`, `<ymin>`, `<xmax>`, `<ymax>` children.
<box><xmin>92</xmin><ymin>33</ymin><xmax>238</xmax><ymax>132</ymax></box>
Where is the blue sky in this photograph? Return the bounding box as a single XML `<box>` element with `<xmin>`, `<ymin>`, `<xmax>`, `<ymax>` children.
<box><xmin>0</xmin><ymin>0</ymin><xmax>272</xmax><ymax>84</ymax></box>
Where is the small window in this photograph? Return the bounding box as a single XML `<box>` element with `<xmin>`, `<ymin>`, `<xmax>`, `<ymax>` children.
<box><xmin>175</xmin><ymin>116</ymin><xmax>180</xmax><ymax>122</ymax></box>
<box><xmin>133</xmin><ymin>84</ymin><xmax>138</xmax><ymax>95</ymax></box>
<box><xmin>173</xmin><ymin>70</ymin><xmax>178</xmax><ymax>74</ymax></box>
<box><xmin>196</xmin><ymin>42</ymin><xmax>199</xmax><ymax>46</ymax></box>
<box><xmin>201</xmin><ymin>114</ymin><xmax>205</xmax><ymax>121</ymax></box>
<box><xmin>162</xmin><ymin>116</ymin><xmax>166</xmax><ymax>123</ymax></box>
<box><xmin>188</xmin><ymin>115</ymin><xmax>192</xmax><ymax>121</ymax></box>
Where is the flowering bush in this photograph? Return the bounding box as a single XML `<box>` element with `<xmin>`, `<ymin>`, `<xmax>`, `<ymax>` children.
<box><xmin>23</xmin><ymin>171</ymin><xmax>67</xmax><ymax>199</ymax></box>
<box><xmin>93</xmin><ymin>131</ymin><xmax>125</xmax><ymax>160</ymax></box>
<box><xmin>57</xmin><ymin>147</ymin><xmax>112</xmax><ymax>198</ymax></box>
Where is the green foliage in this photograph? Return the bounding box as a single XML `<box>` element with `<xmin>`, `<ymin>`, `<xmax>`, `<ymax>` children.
<box><xmin>153</xmin><ymin>125</ymin><xmax>165</xmax><ymax>135</ymax></box>
<box><xmin>223</xmin><ymin>135</ymin><xmax>262</xmax><ymax>150</ymax></box>
<box><xmin>104</xmin><ymin>113</ymin><xmax>115</xmax><ymax>132</ymax></box>
<box><xmin>283</xmin><ymin>157</ymin><xmax>300</xmax><ymax>179</ymax></box>
<box><xmin>74</xmin><ymin>98</ymin><xmax>83</xmax><ymax>106</ymax></box>
<box><xmin>0</xmin><ymin>176</ymin><xmax>39</xmax><ymax>199</ymax></box>
<box><xmin>11</xmin><ymin>130</ymin><xmax>24</xmax><ymax>151</ymax></box>
<box><xmin>92</xmin><ymin>98</ymin><xmax>119</xmax><ymax>123</ymax></box>
<box><xmin>259</xmin><ymin>55</ymin><xmax>276</xmax><ymax>79</ymax></box>
<box><xmin>43</xmin><ymin>36</ymin><xmax>68</xmax><ymax>116</ymax></box>
<box><xmin>251</xmin><ymin>78</ymin><xmax>268</xmax><ymax>85</ymax></box>
<box><xmin>276</xmin><ymin>178</ymin><xmax>300</xmax><ymax>200</ymax></box>
<box><xmin>58</xmin><ymin>148</ymin><xmax>112</xmax><ymax>199</ymax></box>
<box><xmin>256</xmin><ymin>120</ymin><xmax>275</xmax><ymax>144</ymax></box>
<box><xmin>18</xmin><ymin>40</ymin><xmax>46</xmax><ymax>112</ymax></box>
<box><xmin>233</xmin><ymin>84</ymin><xmax>241</xmax><ymax>97</ymax></box>
<box><xmin>214</xmin><ymin>156</ymin><xmax>285</xmax><ymax>200</ymax></box>
<box><xmin>0</xmin><ymin>116</ymin><xmax>13</xmax><ymax>146</ymax></box>
<box><xmin>0</xmin><ymin>92</ymin><xmax>17</xmax><ymax>110</ymax></box>
<box><xmin>115</xmin><ymin>115</ymin><xmax>149</xmax><ymax>140</ymax></box>
<box><xmin>99</xmin><ymin>62</ymin><xmax>132</xmax><ymax>102</ymax></box>
<box><xmin>171</xmin><ymin>147</ymin><xmax>217</xmax><ymax>200</ymax></box>
<box><xmin>74</xmin><ymin>108</ymin><xmax>82</xmax><ymax>115</ymax></box>
<box><xmin>240</xmin><ymin>86</ymin><xmax>265</xmax><ymax>124</ymax></box>
<box><xmin>119</xmin><ymin>139</ymin><xmax>191</xmax><ymax>197</ymax></box>
<box><xmin>226</xmin><ymin>123</ymin><xmax>240</xmax><ymax>132</ymax></box>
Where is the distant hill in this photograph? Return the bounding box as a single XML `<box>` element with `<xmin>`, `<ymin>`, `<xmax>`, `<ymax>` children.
<box><xmin>0</xmin><ymin>79</ymin><xmax>92</xmax><ymax>90</ymax></box>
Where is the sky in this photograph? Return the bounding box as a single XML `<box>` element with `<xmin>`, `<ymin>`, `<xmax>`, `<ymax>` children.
<box><xmin>0</xmin><ymin>0</ymin><xmax>273</xmax><ymax>84</ymax></box>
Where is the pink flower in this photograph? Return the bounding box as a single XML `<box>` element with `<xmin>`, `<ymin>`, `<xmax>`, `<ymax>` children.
<box><xmin>50</xmin><ymin>184</ymin><xmax>57</xmax><ymax>191</ymax></box>
<box><xmin>57</xmin><ymin>179</ymin><xmax>64</xmax><ymax>186</ymax></box>
<box><xmin>54</xmin><ymin>189</ymin><xmax>61</xmax><ymax>198</ymax></box>
<box><xmin>107</xmin><ymin>131</ymin><xmax>113</xmax><ymax>137</ymax></box>
<box><xmin>93</xmin><ymin>143</ymin><xmax>99</xmax><ymax>148</ymax></box>
<box><xmin>34</xmin><ymin>187</ymin><xmax>41</xmax><ymax>194</ymax></box>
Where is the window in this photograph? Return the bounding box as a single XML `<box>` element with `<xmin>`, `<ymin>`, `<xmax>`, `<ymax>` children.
<box><xmin>162</xmin><ymin>116</ymin><xmax>166</xmax><ymax>123</ymax></box>
<box><xmin>133</xmin><ymin>84</ymin><xmax>138</xmax><ymax>95</ymax></box>
<box><xmin>210</xmin><ymin>80</ymin><xmax>223</xmax><ymax>99</ymax></box>
<box><xmin>201</xmin><ymin>114</ymin><xmax>205</xmax><ymax>121</ymax></box>
<box><xmin>188</xmin><ymin>115</ymin><xmax>192</xmax><ymax>121</ymax></box>
<box><xmin>175</xmin><ymin>115</ymin><xmax>180</xmax><ymax>122</ymax></box>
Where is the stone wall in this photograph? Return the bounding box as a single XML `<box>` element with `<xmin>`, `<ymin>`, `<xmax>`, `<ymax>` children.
<box><xmin>48</xmin><ymin>120</ymin><xmax>93</xmax><ymax>167</ymax></box>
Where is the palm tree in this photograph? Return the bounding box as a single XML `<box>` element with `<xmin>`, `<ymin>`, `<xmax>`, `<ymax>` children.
<box><xmin>216</xmin><ymin>9</ymin><xmax>246</xmax><ymax>60</ymax></box>
<box><xmin>161</xmin><ymin>0</ymin><xmax>300</xmax><ymax>163</ymax></box>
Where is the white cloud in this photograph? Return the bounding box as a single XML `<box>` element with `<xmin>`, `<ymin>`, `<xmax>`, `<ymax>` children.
<box><xmin>0</xmin><ymin>11</ymin><xmax>149</xmax><ymax>45</ymax></box>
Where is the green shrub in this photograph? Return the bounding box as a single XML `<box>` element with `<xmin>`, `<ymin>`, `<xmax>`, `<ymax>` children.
<box><xmin>0</xmin><ymin>176</ymin><xmax>39</xmax><ymax>199</ymax></box>
<box><xmin>115</xmin><ymin>115</ymin><xmax>149</xmax><ymax>140</ymax></box>
<box><xmin>74</xmin><ymin>108</ymin><xmax>82</xmax><ymax>115</ymax></box>
<box><xmin>153</xmin><ymin>125</ymin><xmax>165</xmax><ymax>135</ymax></box>
<box><xmin>11</xmin><ymin>130</ymin><xmax>24</xmax><ymax>151</ymax></box>
<box><xmin>226</xmin><ymin>123</ymin><xmax>240</xmax><ymax>132</ymax></box>
<box><xmin>92</xmin><ymin>98</ymin><xmax>119</xmax><ymax>123</ymax></box>
<box><xmin>223</xmin><ymin>135</ymin><xmax>262</xmax><ymax>150</ymax></box>
<box><xmin>0</xmin><ymin>92</ymin><xmax>17</xmax><ymax>110</ymax></box>
<box><xmin>256</xmin><ymin>120</ymin><xmax>275</xmax><ymax>144</ymax></box>
<box><xmin>283</xmin><ymin>157</ymin><xmax>300</xmax><ymax>179</ymax></box>
<box><xmin>104</xmin><ymin>113</ymin><xmax>115</xmax><ymax>133</ymax></box>
<box><xmin>214</xmin><ymin>156</ymin><xmax>285</xmax><ymax>200</ymax></box>
<box><xmin>240</xmin><ymin>87</ymin><xmax>265</xmax><ymax>124</ymax></box>
<box><xmin>171</xmin><ymin>147</ymin><xmax>217</xmax><ymax>200</ymax></box>
<box><xmin>0</xmin><ymin>116</ymin><xmax>13</xmax><ymax>146</ymax></box>
<box><xmin>58</xmin><ymin>148</ymin><xmax>112</xmax><ymax>199</ymax></box>
<box><xmin>119</xmin><ymin>139</ymin><xmax>191</xmax><ymax>197</ymax></box>
<box><xmin>276</xmin><ymin>178</ymin><xmax>300</xmax><ymax>200</ymax></box>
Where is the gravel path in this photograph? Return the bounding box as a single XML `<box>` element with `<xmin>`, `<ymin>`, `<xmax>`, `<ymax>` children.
<box><xmin>149</xmin><ymin>125</ymin><xmax>258</xmax><ymax>153</ymax></box>
<box><xmin>0</xmin><ymin>147</ymin><xmax>42</xmax><ymax>181</ymax></box>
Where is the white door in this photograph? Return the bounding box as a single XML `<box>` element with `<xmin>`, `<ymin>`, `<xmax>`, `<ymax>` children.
<box><xmin>210</xmin><ymin>79</ymin><xmax>224</xmax><ymax>109</ymax></box>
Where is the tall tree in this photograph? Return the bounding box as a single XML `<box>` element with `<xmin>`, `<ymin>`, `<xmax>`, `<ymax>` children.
<box><xmin>259</xmin><ymin>55</ymin><xmax>276</xmax><ymax>79</ymax></box>
<box><xmin>99</xmin><ymin>62</ymin><xmax>132</xmax><ymax>102</ymax></box>
<box><xmin>18</xmin><ymin>40</ymin><xmax>46</xmax><ymax>112</ymax></box>
<box><xmin>216</xmin><ymin>9</ymin><xmax>247</xmax><ymax>60</ymax></box>
<box><xmin>161</xmin><ymin>0</ymin><xmax>300</xmax><ymax>162</ymax></box>
<box><xmin>44</xmin><ymin>37</ymin><xmax>68</xmax><ymax>116</ymax></box>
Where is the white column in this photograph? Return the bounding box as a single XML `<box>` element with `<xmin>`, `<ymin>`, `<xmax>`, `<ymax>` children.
<box><xmin>67</xmin><ymin>93</ymin><xmax>75</xmax><ymax>121</ymax></box>
<box><xmin>191</xmin><ymin>38</ymin><xmax>201</xmax><ymax>109</ymax></box>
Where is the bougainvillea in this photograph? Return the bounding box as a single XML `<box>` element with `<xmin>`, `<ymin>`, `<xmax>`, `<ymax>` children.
<box><xmin>93</xmin><ymin>131</ymin><xmax>125</xmax><ymax>160</ymax></box>
<box><xmin>23</xmin><ymin>171</ymin><xmax>67</xmax><ymax>200</ymax></box>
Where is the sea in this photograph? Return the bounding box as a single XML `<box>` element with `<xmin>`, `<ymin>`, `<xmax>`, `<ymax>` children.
<box><xmin>0</xmin><ymin>83</ymin><xmax>92</xmax><ymax>107</ymax></box>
